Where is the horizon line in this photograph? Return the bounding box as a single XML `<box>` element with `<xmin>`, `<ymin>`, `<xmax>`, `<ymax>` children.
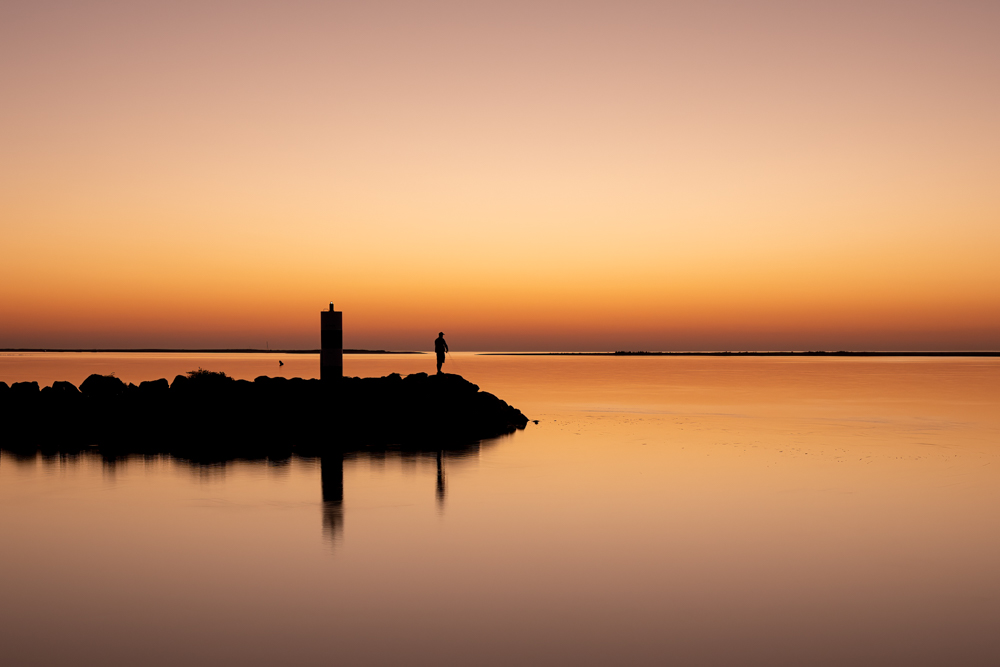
<box><xmin>2</xmin><ymin>349</ymin><xmax>999</xmax><ymax>357</ymax></box>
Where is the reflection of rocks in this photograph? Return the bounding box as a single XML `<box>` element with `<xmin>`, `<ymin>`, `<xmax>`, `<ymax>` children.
<box><xmin>0</xmin><ymin>371</ymin><xmax>529</xmax><ymax>462</ymax></box>
<box><xmin>0</xmin><ymin>446</ymin><xmax>493</xmax><ymax>549</ymax></box>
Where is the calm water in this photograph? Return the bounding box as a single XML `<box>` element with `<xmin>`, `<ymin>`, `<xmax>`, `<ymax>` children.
<box><xmin>1</xmin><ymin>353</ymin><xmax>999</xmax><ymax>666</ymax></box>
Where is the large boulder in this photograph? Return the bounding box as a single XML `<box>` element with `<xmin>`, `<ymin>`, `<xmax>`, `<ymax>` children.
<box><xmin>51</xmin><ymin>381</ymin><xmax>81</xmax><ymax>396</ymax></box>
<box><xmin>80</xmin><ymin>374</ymin><xmax>126</xmax><ymax>399</ymax></box>
<box><xmin>138</xmin><ymin>378</ymin><xmax>170</xmax><ymax>396</ymax></box>
<box><xmin>10</xmin><ymin>381</ymin><xmax>40</xmax><ymax>397</ymax></box>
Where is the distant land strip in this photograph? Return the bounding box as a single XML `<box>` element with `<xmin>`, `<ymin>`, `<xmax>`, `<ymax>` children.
<box><xmin>0</xmin><ymin>349</ymin><xmax>425</xmax><ymax>355</ymax></box>
<box><xmin>480</xmin><ymin>351</ymin><xmax>1000</xmax><ymax>357</ymax></box>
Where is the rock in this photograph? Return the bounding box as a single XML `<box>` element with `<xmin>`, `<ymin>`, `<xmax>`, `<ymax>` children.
<box><xmin>11</xmin><ymin>381</ymin><xmax>40</xmax><ymax>397</ymax></box>
<box><xmin>51</xmin><ymin>381</ymin><xmax>81</xmax><ymax>395</ymax></box>
<box><xmin>80</xmin><ymin>374</ymin><xmax>126</xmax><ymax>399</ymax></box>
<box><xmin>41</xmin><ymin>381</ymin><xmax>83</xmax><ymax>409</ymax></box>
<box><xmin>139</xmin><ymin>378</ymin><xmax>169</xmax><ymax>395</ymax></box>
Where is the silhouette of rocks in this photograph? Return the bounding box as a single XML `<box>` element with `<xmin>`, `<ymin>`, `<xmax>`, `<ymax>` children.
<box><xmin>0</xmin><ymin>371</ymin><xmax>529</xmax><ymax>462</ymax></box>
<box><xmin>80</xmin><ymin>373</ymin><xmax>126</xmax><ymax>399</ymax></box>
<box><xmin>41</xmin><ymin>381</ymin><xmax>82</xmax><ymax>408</ymax></box>
<box><xmin>51</xmin><ymin>380</ymin><xmax>81</xmax><ymax>396</ymax></box>
<box><xmin>138</xmin><ymin>378</ymin><xmax>169</xmax><ymax>396</ymax></box>
<box><xmin>11</xmin><ymin>381</ymin><xmax>40</xmax><ymax>398</ymax></box>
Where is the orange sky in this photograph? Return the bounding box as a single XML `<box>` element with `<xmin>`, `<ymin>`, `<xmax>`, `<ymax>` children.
<box><xmin>2</xmin><ymin>1</ymin><xmax>998</xmax><ymax>350</ymax></box>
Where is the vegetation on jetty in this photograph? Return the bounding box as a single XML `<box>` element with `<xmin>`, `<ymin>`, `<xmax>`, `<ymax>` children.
<box><xmin>0</xmin><ymin>370</ymin><xmax>529</xmax><ymax>461</ymax></box>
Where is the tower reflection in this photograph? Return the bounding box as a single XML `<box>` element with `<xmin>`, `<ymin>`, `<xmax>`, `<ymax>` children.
<box><xmin>320</xmin><ymin>453</ymin><xmax>344</xmax><ymax>540</ymax></box>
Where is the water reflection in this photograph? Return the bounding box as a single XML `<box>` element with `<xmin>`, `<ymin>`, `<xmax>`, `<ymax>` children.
<box><xmin>436</xmin><ymin>450</ymin><xmax>446</xmax><ymax>510</ymax></box>
<box><xmin>102</xmin><ymin>456</ymin><xmax>123</xmax><ymax>479</ymax></box>
<box><xmin>1</xmin><ymin>436</ymin><xmax>498</xmax><ymax>547</ymax></box>
<box><xmin>321</xmin><ymin>453</ymin><xmax>344</xmax><ymax>540</ymax></box>
<box><xmin>3</xmin><ymin>356</ymin><xmax>1000</xmax><ymax>666</ymax></box>
<box><xmin>315</xmin><ymin>440</ymin><xmax>492</xmax><ymax>541</ymax></box>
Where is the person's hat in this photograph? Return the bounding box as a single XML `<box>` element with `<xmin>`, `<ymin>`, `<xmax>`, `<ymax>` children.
<box><xmin>438</xmin><ymin>332</ymin><xmax>445</xmax><ymax>336</ymax></box>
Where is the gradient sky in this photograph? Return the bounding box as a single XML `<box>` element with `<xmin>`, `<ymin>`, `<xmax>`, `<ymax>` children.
<box><xmin>2</xmin><ymin>0</ymin><xmax>998</xmax><ymax>350</ymax></box>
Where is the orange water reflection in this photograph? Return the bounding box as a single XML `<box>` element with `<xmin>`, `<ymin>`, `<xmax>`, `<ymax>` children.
<box><xmin>1</xmin><ymin>354</ymin><xmax>998</xmax><ymax>665</ymax></box>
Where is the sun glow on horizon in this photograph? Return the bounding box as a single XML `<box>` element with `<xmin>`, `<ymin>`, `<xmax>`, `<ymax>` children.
<box><xmin>2</xmin><ymin>1</ymin><xmax>998</xmax><ymax>351</ymax></box>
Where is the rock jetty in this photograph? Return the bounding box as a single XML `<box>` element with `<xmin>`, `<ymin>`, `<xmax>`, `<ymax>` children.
<box><xmin>0</xmin><ymin>370</ymin><xmax>529</xmax><ymax>460</ymax></box>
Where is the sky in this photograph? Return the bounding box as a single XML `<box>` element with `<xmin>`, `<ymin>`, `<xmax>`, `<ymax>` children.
<box><xmin>2</xmin><ymin>0</ymin><xmax>998</xmax><ymax>351</ymax></box>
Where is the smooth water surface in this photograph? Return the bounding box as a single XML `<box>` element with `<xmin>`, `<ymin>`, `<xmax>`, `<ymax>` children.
<box><xmin>1</xmin><ymin>353</ymin><xmax>999</xmax><ymax>666</ymax></box>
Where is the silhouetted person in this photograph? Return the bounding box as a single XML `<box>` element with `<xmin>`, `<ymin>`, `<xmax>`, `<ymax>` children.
<box><xmin>435</xmin><ymin>332</ymin><xmax>448</xmax><ymax>374</ymax></box>
<box><xmin>278</xmin><ymin>360</ymin><xmax>284</xmax><ymax>367</ymax></box>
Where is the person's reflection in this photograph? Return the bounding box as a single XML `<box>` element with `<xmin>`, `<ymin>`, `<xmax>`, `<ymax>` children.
<box><xmin>436</xmin><ymin>450</ymin><xmax>446</xmax><ymax>509</ymax></box>
<box><xmin>321</xmin><ymin>453</ymin><xmax>344</xmax><ymax>540</ymax></box>
<box><xmin>102</xmin><ymin>456</ymin><xmax>122</xmax><ymax>480</ymax></box>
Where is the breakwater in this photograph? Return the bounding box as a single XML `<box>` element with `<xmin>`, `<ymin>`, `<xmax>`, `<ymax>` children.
<box><xmin>0</xmin><ymin>370</ymin><xmax>529</xmax><ymax>461</ymax></box>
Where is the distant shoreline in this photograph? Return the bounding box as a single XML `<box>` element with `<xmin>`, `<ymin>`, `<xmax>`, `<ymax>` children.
<box><xmin>480</xmin><ymin>351</ymin><xmax>1000</xmax><ymax>357</ymax></box>
<box><xmin>0</xmin><ymin>349</ymin><xmax>425</xmax><ymax>355</ymax></box>
<box><xmin>2</xmin><ymin>349</ymin><xmax>997</xmax><ymax>358</ymax></box>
